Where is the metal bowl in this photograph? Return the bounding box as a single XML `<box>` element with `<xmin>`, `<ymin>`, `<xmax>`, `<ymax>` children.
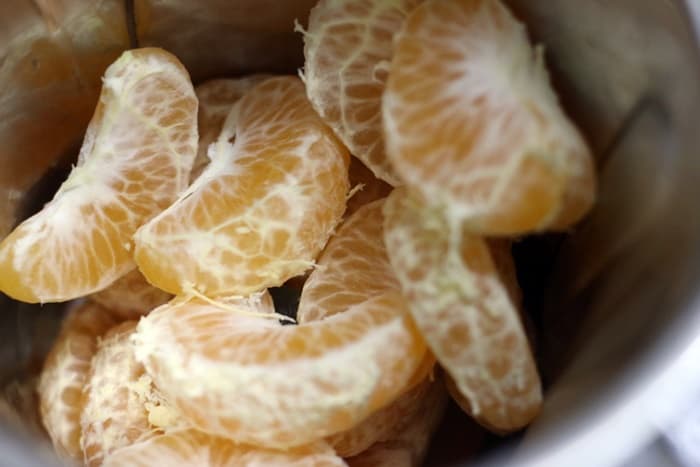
<box><xmin>1</xmin><ymin>1</ymin><xmax>700</xmax><ymax>465</ymax></box>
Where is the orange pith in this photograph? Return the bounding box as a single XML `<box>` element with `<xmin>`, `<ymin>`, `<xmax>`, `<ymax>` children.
<box><xmin>302</xmin><ymin>0</ymin><xmax>422</xmax><ymax>185</ymax></box>
<box><xmin>134</xmin><ymin>76</ymin><xmax>350</xmax><ymax>297</ymax></box>
<box><xmin>0</xmin><ymin>47</ymin><xmax>198</xmax><ymax>303</ymax></box>
<box><xmin>102</xmin><ymin>429</ymin><xmax>347</xmax><ymax>467</ymax></box>
<box><xmin>132</xmin><ymin>289</ymin><xmax>426</xmax><ymax>449</ymax></box>
<box><xmin>383</xmin><ymin>188</ymin><xmax>542</xmax><ymax>431</ymax></box>
<box><xmin>192</xmin><ymin>75</ymin><xmax>272</xmax><ymax>180</ymax></box>
<box><xmin>383</xmin><ymin>0</ymin><xmax>595</xmax><ymax>235</ymax></box>
<box><xmin>80</xmin><ymin>321</ymin><xmax>184</xmax><ymax>466</ymax></box>
<box><xmin>37</xmin><ymin>301</ymin><xmax>121</xmax><ymax>462</ymax></box>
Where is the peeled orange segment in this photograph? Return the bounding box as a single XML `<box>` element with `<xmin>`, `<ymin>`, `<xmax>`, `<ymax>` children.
<box><xmin>301</xmin><ymin>0</ymin><xmax>420</xmax><ymax>186</ymax></box>
<box><xmin>37</xmin><ymin>301</ymin><xmax>121</xmax><ymax>463</ymax></box>
<box><xmin>295</xmin><ymin>199</ymin><xmax>433</xmax><ymax>455</ymax></box>
<box><xmin>134</xmin><ymin>76</ymin><xmax>350</xmax><ymax>297</ymax></box>
<box><xmin>298</xmin><ymin>199</ymin><xmax>399</xmax><ymax>323</ymax></box>
<box><xmin>443</xmin><ymin>373</ymin><xmax>504</xmax><ymax>436</ymax></box>
<box><xmin>102</xmin><ymin>429</ymin><xmax>347</xmax><ymax>467</ymax></box>
<box><xmin>383</xmin><ymin>188</ymin><xmax>542</xmax><ymax>432</ymax></box>
<box><xmin>81</xmin><ymin>321</ymin><xmax>184</xmax><ymax>467</ymax></box>
<box><xmin>327</xmin><ymin>377</ymin><xmax>434</xmax><ymax>457</ymax></box>
<box><xmin>345</xmin><ymin>157</ymin><xmax>393</xmax><ymax>218</ymax></box>
<box><xmin>90</xmin><ymin>269</ymin><xmax>172</xmax><ymax>318</ymax></box>
<box><xmin>383</xmin><ymin>0</ymin><xmax>596</xmax><ymax>235</ymax></box>
<box><xmin>346</xmin><ymin>374</ymin><xmax>447</xmax><ymax>467</ymax></box>
<box><xmin>192</xmin><ymin>75</ymin><xmax>272</xmax><ymax>180</ymax></box>
<box><xmin>132</xmin><ymin>290</ymin><xmax>426</xmax><ymax>449</ymax></box>
<box><xmin>0</xmin><ymin>48</ymin><xmax>198</xmax><ymax>303</ymax></box>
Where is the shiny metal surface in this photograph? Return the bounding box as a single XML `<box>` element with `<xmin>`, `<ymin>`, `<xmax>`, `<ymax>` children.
<box><xmin>133</xmin><ymin>0</ymin><xmax>317</xmax><ymax>82</ymax></box>
<box><xmin>0</xmin><ymin>0</ymin><xmax>699</xmax><ymax>465</ymax></box>
<box><xmin>0</xmin><ymin>0</ymin><xmax>129</xmax><ymax>238</ymax></box>
<box><xmin>504</xmin><ymin>0</ymin><xmax>700</xmax><ymax>465</ymax></box>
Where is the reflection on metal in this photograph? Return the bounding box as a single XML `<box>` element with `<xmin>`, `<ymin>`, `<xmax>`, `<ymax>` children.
<box><xmin>542</xmin><ymin>97</ymin><xmax>675</xmax><ymax>379</ymax></box>
<box><xmin>132</xmin><ymin>0</ymin><xmax>318</xmax><ymax>82</ymax></box>
<box><xmin>0</xmin><ymin>0</ymin><xmax>129</xmax><ymax>238</ymax></box>
<box><xmin>508</xmin><ymin>0</ymin><xmax>700</xmax><ymax>466</ymax></box>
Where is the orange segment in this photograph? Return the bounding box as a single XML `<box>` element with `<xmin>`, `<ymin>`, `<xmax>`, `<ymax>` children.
<box><xmin>383</xmin><ymin>188</ymin><xmax>542</xmax><ymax>432</ymax></box>
<box><xmin>301</xmin><ymin>0</ymin><xmax>421</xmax><ymax>185</ymax></box>
<box><xmin>80</xmin><ymin>321</ymin><xmax>184</xmax><ymax>467</ymax></box>
<box><xmin>297</xmin><ymin>199</ymin><xmax>399</xmax><ymax>323</ymax></box>
<box><xmin>132</xmin><ymin>291</ymin><xmax>426</xmax><ymax>449</ymax></box>
<box><xmin>90</xmin><ymin>269</ymin><xmax>172</xmax><ymax>318</ymax></box>
<box><xmin>134</xmin><ymin>76</ymin><xmax>350</xmax><ymax>297</ymax></box>
<box><xmin>383</xmin><ymin>0</ymin><xmax>595</xmax><ymax>235</ymax></box>
<box><xmin>346</xmin><ymin>374</ymin><xmax>447</xmax><ymax>467</ymax></box>
<box><xmin>37</xmin><ymin>302</ymin><xmax>121</xmax><ymax>463</ymax></box>
<box><xmin>295</xmin><ymin>198</ymin><xmax>433</xmax><ymax>454</ymax></box>
<box><xmin>102</xmin><ymin>429</ymin><xmax>346</xmax><ymax>467</ymax></box>
<box><xmin>327</xmin><ymin>377</ymin><xmax>434</xmax><ymax>458</ymax></box>
<box><xmin>192</xmin><ymin>75</ymin><xmax>272</xmax><ymax>180</ymax></box>
<box><xmin>345</xmin><ymin>157</ymin><xmax>393</xmax><ymax>218</ymax></box>
<box><xmin>0</xmin><ymin>48</ymin><xmax>198</xmax><ymax>303</ymax></box>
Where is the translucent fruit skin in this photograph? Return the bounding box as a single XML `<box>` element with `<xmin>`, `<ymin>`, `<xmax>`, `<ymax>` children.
<box><xmin>192</xmin><ymin>75</ymin><xmax>272</xmax><ymax>181</ymax></box>
<box><xmin>134</xmin><ymin>76</ymin><xmax>350</xmax><ymax>297</ymax></box>
<box><xmin>0</xmin><ymin>47</ymin><xmax>198</xmax><ymax>303</ymax></box>
<box><xmin>132</xmin><ymin>291</ymin><xmax>427</xmax><ymax>449</ymax></box>
<box><xmin>37</xmin><ymin>302</ymin><xmax>121</xmax><ymax>463</ymax></box>
<box><xmin>297</xmin><ymin>199</ymin><xmax>400</xmax><ymax>324</ymax></box>
<box><xmin>80</xmin><ymin>321</ymin><xmax>184</xmax><ymax>467</ymax></box>
<box><xmin>102</xmin><ymin>429</ymin><xmax>348</xmax><ymax>467</ymax></box>
<box><xmin>296</xmin><ymin>198</ymin><xmax>435</xmax><ymax>456</ymax></box>
<box><xmin>302</xmin><ymin>0</ymin><xmax>422</xmax><ymax>185</ymax></box>
<box><xmin>383</xmin><ymin>188</ymin><xmax>542</xmax><ymax>432</ymax></box>
<box><xmin>383</xmin><ymin>0</ymin><xmax>596</xmax><ymax>235</ymax></box>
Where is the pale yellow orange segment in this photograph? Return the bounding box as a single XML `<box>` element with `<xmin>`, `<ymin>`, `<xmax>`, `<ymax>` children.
<box><xmin>192</xmin><ymin>75</ymin><xmax>272</xmax><ymax>181</ymax></box>
<box><xmin>296</xmin><ymin>197</ymin><xmax>434</xmax><ymax>456</ymax></box>
<box><xmin>346</xmin><ymin>374</ymin><xmax>447</xmax><ymax>467</ymax></box>
<box><xmin>90</xmin><ymin>268</ymin><xmax>172</xmax><ymax>318</ymax></box>
<box><xmin>327</xmin><ymin>377</ymin><xmax>434</xmax><ymax>458</ymax></box>
<box><xmin>132</xmin><ymin>290</ymin><xmax>426</xmax><ymax>449</ymax></box>
<box><xmin>345</xmin><ymin>157</ymin><xmax>393</xmax><ymax>218</ymax></box>
<box><xmin>301</xmin><ymin>0</ymin><xmax>421</xmax><ymax>186</ymax></box>
<box><xmin>383</xmin><ymin>188</ymin><xmax>542</xmax><ymax>432</ymax></box>
<box><xmin>103</xmin><ymin>429</ymin><xmax>347</xmax><ymax>467</ymax></box>
<box><xmin>0</xmin><ymin>47</ymin><xmax>198</xmax><ymax>303</ymax></box>
<box><xmin>297</xmin><ymin>199</ymin><xmax>399</xmax><ymax>323</ymax></box>
<box><xmin>80</xmin><ymin>321</ymin><xmax>185</xmax><ymax>467</ymax></box>
<box><xmin>134</xmin><ymin>76</ymin><xmax>350</xmax><ymax>297</ymax></box>
<box><xmin>383</xmin><ymin>0</ymin><xmax>596</xmax><ymax>235</ymax></box>
<box><xmin>37</xmin><ymin>301</ymin><xmax>121</xmax><ymax>463</ymax></box>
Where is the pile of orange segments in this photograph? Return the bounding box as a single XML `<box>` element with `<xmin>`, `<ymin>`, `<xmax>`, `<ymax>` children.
<box><xmin>0</xmin><ymin>0</ymin><xmax>596</xmax><ymax>465</ymax></box>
